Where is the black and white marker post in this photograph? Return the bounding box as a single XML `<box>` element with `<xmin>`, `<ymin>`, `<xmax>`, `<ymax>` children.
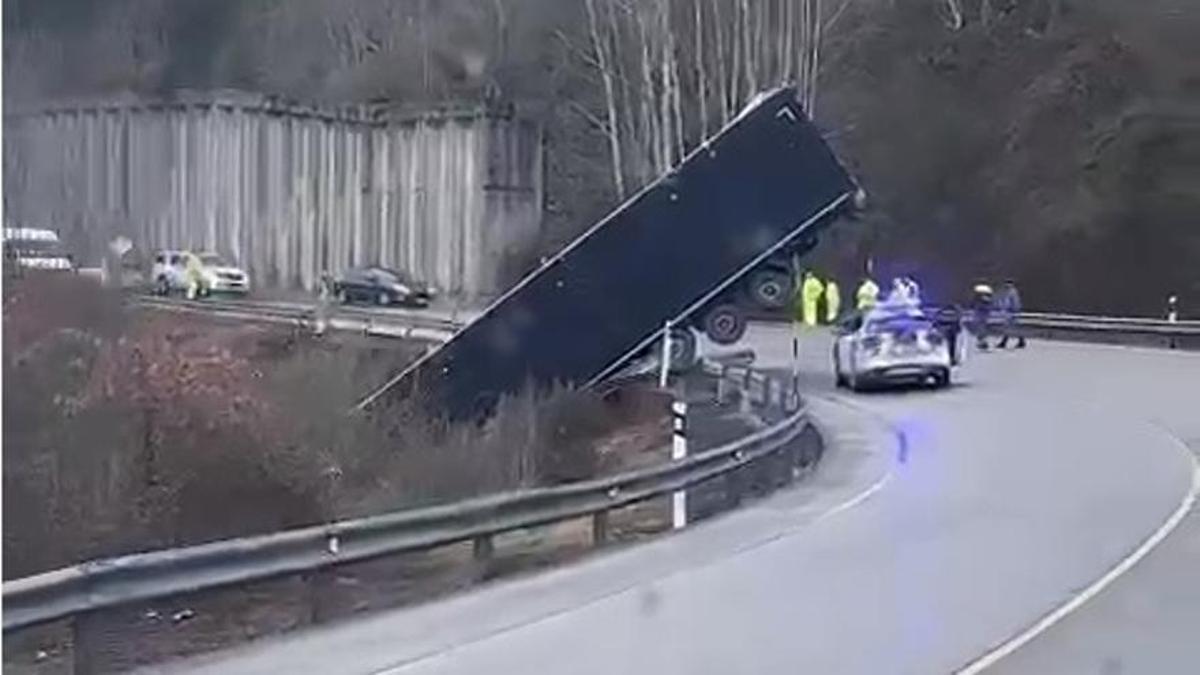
<box><xmin>1167</xmin><ymin>295</ymin><xmax>1179</xmax><ymax>350</ymax></box>
<box><xmin>658</xmin><ymin>320</ymin><xmax>673</xmax><ymax>389</ymax></box>
<box><xmin>658</xmin><ymin>318</ymin><xmax>689</xmax><ymax>528</ymax></box>
<box><xmin>671</xmin><ymin>399</ymin><xmax>688</xmax><ymax>529</ymax></box>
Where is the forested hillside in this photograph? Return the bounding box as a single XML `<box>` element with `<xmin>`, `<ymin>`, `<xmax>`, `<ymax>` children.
<box><xmin>5</xmin><ymin>0</ymin><xmax>1197</xmax><ymax>313</ymax></box>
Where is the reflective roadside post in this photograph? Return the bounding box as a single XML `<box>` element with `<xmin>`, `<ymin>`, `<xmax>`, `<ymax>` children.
<box><xmin>1167</xmin><ymin>295</ymin><xmax>1179</xmax><ymax>349</ymax></box>
<box><xmin>314</xmin><ymin>270</ymin><xmax>331</xmax><ymax>336</ymax></box>
<box><xmin>671</xmin><ymin>400</ymin><xmax>688</xmax><ymax>529</ymax></box>
<box><xmin>658</xmin><ymin>320</ymin><xmax>673</xmax><ymax>388</ymax></box>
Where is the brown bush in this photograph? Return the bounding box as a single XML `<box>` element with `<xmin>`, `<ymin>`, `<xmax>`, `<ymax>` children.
<box><xmin>3</xmin><ymin>277</ymin><xmax>661</xmax><ymax>578</ymax></box>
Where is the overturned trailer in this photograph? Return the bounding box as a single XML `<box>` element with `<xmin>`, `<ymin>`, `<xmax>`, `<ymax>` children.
<box><xmin>359</xmin><ymin>87</ymin><xmax>862</xmax><ymax>419</ymax></box>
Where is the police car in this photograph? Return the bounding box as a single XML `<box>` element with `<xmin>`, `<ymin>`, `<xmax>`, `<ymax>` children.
<box><xmin>832</xmin><ymin>302</ymin><xmax>954</xmax><ymax>391</ymax></box>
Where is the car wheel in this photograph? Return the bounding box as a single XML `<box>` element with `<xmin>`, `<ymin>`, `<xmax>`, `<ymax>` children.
<box><xmin>849</xmin><ymin>373</ymin><xmax>866</xmax><ymax>392</ymax></box>
<box><xmin>833</xmin><ymin>350</ymin><xmax>847</xmax><ymax>388</ymax></box>
<box><xmin>376</xmin><ymin>291</ymin><xmax>391</xmax><ymax>306</ymax></box>
<box><xmin>747</xmin><ymin>269</ymin><xmax>793</xmax><ymax>310</ymax></box>
<box><xmin>935</xmin><ymin>368</ymin><xmax>951</xmax><ymax>389</ymax></box>
<box><xmin>702</xmin><ymin>304</ymin><xmax>747</xmax><ymax>345</ymax></box>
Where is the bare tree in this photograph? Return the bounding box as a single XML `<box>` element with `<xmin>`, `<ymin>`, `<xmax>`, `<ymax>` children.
<box><xmin>584</xmin><ymin>0</ymin><xmax>626</xmax><ymax>197</ymax></box>
<box><xmin>710</xmin><ymin>0</ymin><xmax>730</xmax><ymax>122</ymax></box>
<box><xmin>694</xmin><ymin>0</ymin><xmax>710</xmax><ymax>139</ymax></box>
<box><xmin>567</xmin><ymin>0</ymin><xmax>831</xmax><ymax>194</ymax></box>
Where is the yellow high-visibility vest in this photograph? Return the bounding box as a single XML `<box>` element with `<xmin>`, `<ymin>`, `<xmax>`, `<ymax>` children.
<box><xmin>856</xmin><ymin>279</ymin><xmax>880</xmax><ymax>310</ymax></box>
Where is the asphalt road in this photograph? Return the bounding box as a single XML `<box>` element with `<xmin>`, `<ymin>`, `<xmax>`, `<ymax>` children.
<box><xmin>162</xmin><ymin>326</ymin><xmax>1200</xmax><ymax>675</ymax></box>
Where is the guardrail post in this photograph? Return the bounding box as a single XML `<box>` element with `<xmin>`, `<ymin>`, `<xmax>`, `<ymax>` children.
<box><xmin>592</xmin><ymin>511</ymin><xmax>610</xmax><ymax>546</ymax></box>
<box><xmin>472</xmin><ymin>535</ymin><xmax>494</xmax><ymax>580</ymax></box>
<box><xmin>309</xmin><ymin>564</ymin><xmax>336</xmax><ymax>625</ymax></box>
<box><xmin>725</xmin><ymin>453</ymin><xmax>744</xmax><ymax>509</ymax></box>
<box><xmin>671</xmin><ymin>400</ymin><xmax>689</xmax><ymax>529</ymax></box>
<box><xmin>73</xmin><ymin>614</ymin><xmax>96</xmax><ymax>675</ymax></box>
<box><xmin>737</xmin><ymin>370</ymin><xmax>753</xmax><ymax>415</ymax></box>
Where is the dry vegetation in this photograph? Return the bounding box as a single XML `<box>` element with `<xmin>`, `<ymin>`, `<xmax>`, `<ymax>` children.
<box><xmin>2</xmin><ymin>275</ymin><xmax>668</xmax><ymax>579</ymax></box>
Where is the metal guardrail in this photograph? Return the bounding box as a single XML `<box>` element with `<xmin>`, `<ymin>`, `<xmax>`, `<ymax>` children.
<box><xmin>2</xmin><ymin>366</ymin><xmax>813</xmax><ymax>633</ymax></box>
<box><xmin>1013</xmin><ymin>312</ymin><xmax>1200</xmax><ymax>336</ymax></box>
<box><xmin>132</xmin><ymin>295</ymin><xmax>461</xmax><ymax>342</ymax></box>
<box><xmin>758</xmin><ymin>308</ymin><xmax>1199</xmax><ymax>343</ymax></box>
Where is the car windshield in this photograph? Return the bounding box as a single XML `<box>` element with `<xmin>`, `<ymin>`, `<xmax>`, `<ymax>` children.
<box><xmin>369</xmin><ymin>268</ymin><xmax>410</xmax><ymax>284</ymax></box>
<box><xmin>369</xmin><ymin>267</ymin><xmax>405</xmax><ymax>281</ymax></box>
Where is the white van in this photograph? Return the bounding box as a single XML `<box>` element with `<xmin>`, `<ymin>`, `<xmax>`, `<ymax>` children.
<box><xmin>2</xmin><ymin>227</ymin><xmax>75</xmax><ymax>273</ymax></box>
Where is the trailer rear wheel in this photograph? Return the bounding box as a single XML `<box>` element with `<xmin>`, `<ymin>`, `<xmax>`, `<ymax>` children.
<box><xmin>702</xmin><ymin>304</ymin><xmax>747</xmax><ymax>345</ymax></box>
<box><xmin>748</xmin><ymin>269</ymin><xmax>792</xmax><ymax>310</ymax></box>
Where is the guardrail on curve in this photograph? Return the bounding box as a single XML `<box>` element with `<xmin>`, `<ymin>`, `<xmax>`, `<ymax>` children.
<box><xmin>2</xmin><ymin>364</ymin><xmax>814</xmax><ymax>634</ymax></box>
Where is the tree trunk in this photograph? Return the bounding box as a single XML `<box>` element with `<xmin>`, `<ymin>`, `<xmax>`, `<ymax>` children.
<box><xmin>658</xmin><ymin>0</ymin><xmax>674</xmax><ymax>170</ymax></box>
<box><xmin>694</xmin><ymin>0</ymin><xmax>710</xmax><ymax>139</ymax></box>
<box><xmin>711</xmin><ymin>0</ymin><xmax>730</xmax><ymax>123</ymax></box>
<box><xmin>584</xmin><ymin>0</ymin><xmax>627</xmax><ymax>197</ymax></box>
<box><xmin>740</xmin><ymin>0</ymin><xmax>754</xmax><ymax>105</ymax></box>
<box><xmin>808</xmin><ymin>0</ymin><xmax>823</xmax><ymax>113</ymax></box>
<box><xmin>670</xmin><ymin>17</ymin><xmax>685</xmax><ymax>161</ymax></box>
<box><xmin>635</xmin><ymin>7</ymin><xmax>661</xmax><ymax>179</ymax></box>
<box><xmin>730</xmin><ymin>0</ymin><xmax>742</xmax><ymax>113</ymax></box>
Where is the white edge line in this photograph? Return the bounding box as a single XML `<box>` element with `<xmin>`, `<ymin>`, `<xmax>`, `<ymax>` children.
<box><xmin>370</xmin><ymin>406</ymin><xmax>898</xmax><ymax>674</ymax></box>
<box><xmin>815</xmin><ymin>471</ymin><xmax>892</xmax><ymax>524</ymax></box>
<box><xmin>955</xmin><ymin>437</ymin><xmax>1200</xmax><ymax>675</ymax></box>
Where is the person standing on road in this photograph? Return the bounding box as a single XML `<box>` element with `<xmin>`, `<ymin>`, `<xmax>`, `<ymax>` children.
<box><xmin>934</xmin><ymin>304</ymin><xmax>965</xmax><ymax>365</ymax></box>
<box><xmin>856</xmin><ymin>276</ymin><xmax>880</xmax><ymax>312</ymax></box>
<box><xmin>995</xmin><ymin>280</ymin><xmax>1026</xmax><ymax>349</ymax></box>
<box><xmin>904</xmin><ymin>276</ymin><xmax>922</xmax><ymax>307</ymax></box>
<box><xmin>972</xmin><ymin>283</ymin><xmax>995</xmax><ymax>350</ymax></box>
<box><xmin>800</xmin><ymin>272</ymin><xmax>825</xmax><ymax>327</ymax></box>
<box><xmin>825</xmin><ymin>279</ymin><xmax>841</xmax><ymax>324</ymax></box>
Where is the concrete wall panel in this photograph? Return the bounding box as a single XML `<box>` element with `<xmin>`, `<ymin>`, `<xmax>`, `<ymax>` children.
<box><xmin>3</xmin><ymin>95</ymin><xmax>543</xmax><ymax>299</ymax></box>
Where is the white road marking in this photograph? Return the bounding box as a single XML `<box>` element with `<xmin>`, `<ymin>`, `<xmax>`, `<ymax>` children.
<box><xmin>955</xmin><ymin>431</ymin><xmax>1200</xmax><ymax>674</ymax></box>
<box><xmin>814</xmin><ymin>472</ymin><xmax>893</xmax><ymax>524</ymax></box>
<box><xmin>372</xmin><ymin>405</ymin><xmax>900</xmax><ymax>675</ymax></box>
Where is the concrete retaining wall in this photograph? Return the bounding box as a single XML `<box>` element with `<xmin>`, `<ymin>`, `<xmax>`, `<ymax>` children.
<box><xmin>2</xmin><ymin>92</ymin><xmax>543</xmax><ymax>298</ymax></box>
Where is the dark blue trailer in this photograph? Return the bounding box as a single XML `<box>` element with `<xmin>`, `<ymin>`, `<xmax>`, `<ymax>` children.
<box><xmin>359</xmin><ymin>87</ymin><xmax>861</xmax><ymax>418</ymax></box>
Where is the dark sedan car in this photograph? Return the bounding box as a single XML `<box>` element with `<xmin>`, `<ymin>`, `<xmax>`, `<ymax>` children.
<box><xmin>333</xmin><ymin>266</ymin><xmax>434</xmax><ymax>307</ymax></box>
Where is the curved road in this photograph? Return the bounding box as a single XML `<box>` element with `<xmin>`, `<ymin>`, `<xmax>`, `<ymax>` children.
<box><xmin>170</xmin><ymin>327</ymin><xmax>1200</xmax><ymax>674</ymax></box>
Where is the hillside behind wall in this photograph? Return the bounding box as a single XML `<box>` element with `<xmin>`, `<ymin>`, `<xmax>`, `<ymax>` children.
<box><xmin>2</xmin><ymin>91</ymin><xmax>543</xmax><ymax>299</ymax></box>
